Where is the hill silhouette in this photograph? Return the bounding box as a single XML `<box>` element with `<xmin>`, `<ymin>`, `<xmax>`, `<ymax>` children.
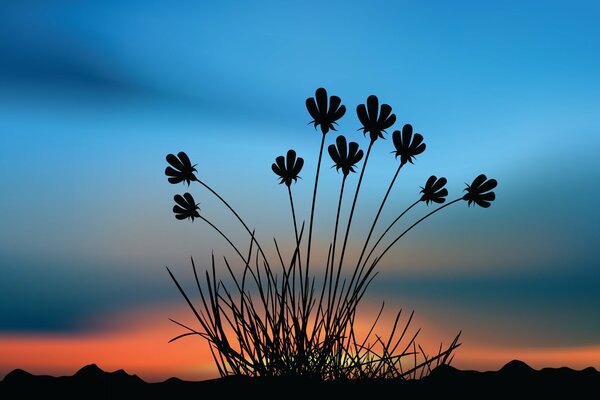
<box><xmin>2</xmin><ymin>361</ymin><xmax>598</xmax><ymax>399</ymax></box>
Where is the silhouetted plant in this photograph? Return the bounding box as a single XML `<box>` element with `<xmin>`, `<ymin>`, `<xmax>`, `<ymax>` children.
<box><xmin>420</xmin><ymin>176</ymin><xmax>448</xmax><ymax>205</ymax></box>
<box><xmin>272</xmin><ymin>149</ymin><xmax>304</xmax><ymax>269</ymax></box>
<box><xmin>463</xmin><ymin>174</ymin><xmax>497</xmax><ymax>208</ymax></box>
<box><xmin>392</xmin><ymin>124</ymin><xmax>426</xmax><ymax>165</ymax></box>
<box><xmin>163</xmin><ymin>88</ymin><xmax>497</xmax><ymax>381</ymax></box>
<box><xmin>305</xmin><ymin>88</ymin><xmax>346</xmax><ymax>303</ymax></box>
<box><xmin>306</xmin><ymin>87</ymin><xmax>346</xmax><ymax>135</ymax></box>
<box><xmin>272</xmin><ymin>150</ymin><xmax>304</xmax><ymax>187</ymax></box>
<box><xmin>172</xmin><ymin>193</ymin><xmax>200</xmax><ymax>221</ymax></box>
<box><xmin>328</xmin><ymin>135</ymin><xmax>364</xmax><ymax>176</ymax></box>
<box><xmin>166</xmin><ymin>152</ymin><xmax>198</xmax><ymax>186</ymax></box>
<box><xmin>356</xmin><ymin>94</ymin><xmax>396</xmax><ymax>142</ymax></box>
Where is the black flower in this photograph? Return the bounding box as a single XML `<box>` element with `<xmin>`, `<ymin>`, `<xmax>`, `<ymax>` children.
<box><xmin>463</xmin><ymin>174</ymin><xmax>497</xmax><ymax>208</ymax></box>
<box><xmin>173</xmin><ymin>192</ymin><xmax>200</xmax><ymax>221</ymax></box>
<box><xmin>392</xmin><ymin>124</ymin><xmax>426</xmax><ymax>165</ymax></box>
<box><xmin>272</xmin><ymin>149</ymin><xmax>304</xmax><ymax>187</ymax></box>
<box><xmin>328</xmin><ymin>135</ymin><xmax>364</xmax><ymax>176</ymax></box>
<box><xmin>356</xmin><ymin>95</ymin><xmax>396</xmax><ymax>142</ymax></box>
<box><xmin>420</xmin><ymin>176</ymin><xmax>448</xmax><ymax>205</ymax></box>
<box><xmin>165</xmin><ymin>152</ymin><xmax>197</xmax><ymax>186</ymax></box>
<box><xmin>306</xmin><ymin>87</ymin><xmax>346</xmax><ymax>134</ymax></box>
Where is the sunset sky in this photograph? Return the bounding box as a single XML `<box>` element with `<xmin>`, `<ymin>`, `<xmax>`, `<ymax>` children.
<box><xmin>1</xmin><ymin>0</ymin><xmax>599</xmax><ymax>382</ymax></box>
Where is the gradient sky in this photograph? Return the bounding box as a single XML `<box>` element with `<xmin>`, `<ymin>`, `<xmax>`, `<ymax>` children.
<box><xmin>1</xmin><ymin>0</ymin><xmax>599</xmax><ymax>382</ymax></box>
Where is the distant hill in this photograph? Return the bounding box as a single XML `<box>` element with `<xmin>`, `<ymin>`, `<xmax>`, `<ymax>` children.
<box><xmin>2</xmin><ymin>361</ymin><xmax>598</xmax><ymax>399</ymax></box>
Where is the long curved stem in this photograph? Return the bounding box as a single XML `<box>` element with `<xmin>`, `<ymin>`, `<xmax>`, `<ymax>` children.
<box><xmin>338</xmin><ymin>198</ymin><xmax>462</xmax><ymax>328</ymax></box>
<box><xmin>373</xmin><ymin>198</ymin><xmax>462</xmax><ymax>268</ymax></box>
<box><xmin>306</xmin><ymin>133</ymin><xmax>327</xmax><ymax>276</ymax></box>
<box><xmin>361</xmin><ymin>199</ymin><xmax>421</xmax><ymax>272</ymax></box>
<box><xmin>194</xmin><ymin>177</ymin><xmax>267</xmax><ymax>263</ymax></box>
<box><xmin>287</xmin><ymin>185</ymin><xmax>302</xmax><ymax>273</ymax></box>
<box><xmin>199</xmin><ymin>215</ymin><xmax>246</xmax><ymax>264</ymax></box>
<box><xmin>337</xmin><ymin>140</ymin><xmax>374</xmax><ymax>273</ymax></box>
<box><xmin>355</xmin><ymin>162</ymin><xmax>405</xmax><ymax>271</ymax></box>
<box><xmin>327</xmin><ymin>174</ymin><xmax>347</xmax><ymax>316</ymax></box>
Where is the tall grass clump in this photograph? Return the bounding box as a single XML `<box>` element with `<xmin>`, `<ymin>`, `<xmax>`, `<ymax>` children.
<box><xmin>163</xmin><ymin>88</ymin><xmax>498</xmax><ymax>380</ymax></box>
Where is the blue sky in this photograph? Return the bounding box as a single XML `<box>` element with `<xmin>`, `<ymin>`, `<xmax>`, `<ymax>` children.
<box><xmin>1</xmin><ymin>0</ymin><xmax>599</xmax><ymax>355</ymax></box>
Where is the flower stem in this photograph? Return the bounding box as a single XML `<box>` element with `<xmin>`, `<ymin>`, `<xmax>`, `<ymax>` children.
<box><xmin>339</xmin><ymin>198</ymin><xmax>462</xmax><ymax>327</ymax></box>
<box><xmin>355</xmin><ymin>161</ymin><xmax>405</xmax><ymax>271</ymax></box>
<box><xmin>194</xmin><ymin>177</ymin><xmax>267</xmax><ymax>262</ymax></box>
<box><xmin>337</xmin><ymin>140</ymin><xmax>374</xmax><ymax>274</ymax></box>
<box><xmin>287</xmin><ymin>185</ymin><xmax>302</xmax><ymax>273</ymax></box>
<box><xmin>372</xmin><ymin>198</ymin><xmax>462</xmax><ymax>269</ymax></box>
<box><xmin>305</xmin><ymin>133</ymin><xmax>326</xmax><ymax>288</ymax></box>
<box><xmin>199</xmin><ymin>215</ymin><xmax>246</xmax><ymax>264</ymax></box>
<box><xmin>361</xmin><ymin>198</ymin><xmax>420</xmax><ymax>272</ymax></box>
<box><xmin>327</xmin><ymin>174</ymin><xmax>346</xmax><ymax>316</ymax></box>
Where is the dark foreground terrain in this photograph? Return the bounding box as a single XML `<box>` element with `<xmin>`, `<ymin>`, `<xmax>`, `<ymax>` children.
<box><xmin>2</xmin><ymin>360</ymin><xmax>598</xmax><ymax>399</ymax></box>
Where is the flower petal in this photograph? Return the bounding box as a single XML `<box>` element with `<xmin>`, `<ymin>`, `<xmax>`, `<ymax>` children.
<box><xmin>315</xmin><ymin>88</ymin><xmax>328</xmax><ymax>114</ymax></box>
<box><xmin>292</xmin><ymin>157</ymin><xmax>304</xmax><ymax>178</ymax></box>
<box><xmin>336</xmin><ymin>136</ymin><xmax>347</xmax><ymax>161</ymax></box>
<box><xmin>431</xmin><ymin>177</ymin><xmax>447</xmax><ymax>192</ymax></box>
<box><xmin>392</xmin><ymin>130</ymin><xmax>402</xmax><ymax>153</ymax></box>
<box><xmin>356</xmin><ymin>104</ymin><xmax>369</xmax><ymax>127</ymax></box>
<box><xmin>183</xmin><ymin>192</ymin><xmax>196</xmax><ymax>206</ymax></box>
<box><xmin>272</xmin><ymin>163</ymin><xmax>283</xmax><ymax>177</ymax></box>
<box><xmin>166</xmin><ymin>153</ymin><xmax>185</xmax><ymax>171</ymax></box>
<box><xmin>425</xmin><ymin>175</ymin><xmax>437</xmax><ymax>189</ymax></box>
<box><xmin>275</xmin><ymin>155</ymin><xmax>286</xmax><ymax>172</ymax></box>
<box><xmin>378</xmin><ymin>104</ymin><xmax>393</xmax><ymax>125</ymax></box>
<box><xmin>328</xmin><ymin>95</ymin><xmax>341</xmax><ymax>116</ymax></box>
<box><xmin>402</xmin><ymin>124</ymin><xmax>413</xmax><ymax>140</ymax></box>
<box><xmin>478</xmin><ymin>178</ymin><xmax>498</xmax><ymax>193</ymax></box>
<box><xmin>174</xmin><ymin>194</ymin><xmax>187</xmax><ymax>209</ymax></box>
<box><xmin>165</xmin><ymin>166</ymin><xmax>180</xmax><ymax>177</ymax></box>
<box><xmin>328</xmin><ymin>144</ymin><xmax>341</xmax><ymax>165</ymax></box>
<box><xmin>475</xmin><ymin>199</ymin><xmax>492</xmax><ymax>208</ymax></box>
<box><xmin>471</xmin><ymin>174</ymin><xmax>488</xmax><ymax>191</ymax></box>
<box><xmin>173</xmin><ymin>205</ymin><xmax>187</xmax><ymax>214</ymax></box>
<box><xmin>177</xmin><ymin>151</ymin><xmax>193</xmax><ymax>169</ymax></box>
<box><xmin>286</xmin><ymin>150</ymin><xmax>297</xmax><ymax>171</ymax></box>
<box><xmin>332</xmin><ymin>104</ymin><xmax>346</xmax><ymax>121</ymax></box>
<box><xmin>306</xmin><ymin>97</ymin><xmax>319</xmax><ymax>120</ymax></box>
<box><xmin>366</xmin><ymin>95</ymin><xmax>379</xmax><ymax>122</ymax></box>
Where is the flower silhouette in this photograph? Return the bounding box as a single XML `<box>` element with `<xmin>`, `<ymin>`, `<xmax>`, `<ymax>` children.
<box><xmin>166</xmin><ymin>152</ymin><xmax>198</xmax><ymax>186</ymax></box>
<box><xmin>392</xmin><ymin>124</ymin><xmax>426</xmax><ymax>165</ymax></box>
<box><xmin>328</xmin><ymin>135</ymin><xmax>364</xmax><ymax>176</ymax></box>
<box><xmin>173</xmin><ymin>192</ymin><xmax>200</xmax><ymax>221</ymax></box>
<box><xmin>463</xmin><ymin>174</ymin><xmax>497</xmax><ymax>208</ymax></box>
<box><xmin>357</xmin><ymin>95</ymin><xmax>396</xmax><ymax>142</ymax></box>
<box><xmin>272</xmin><ymin>149</ymin><xmax>304</xmax><ymax>187</ymax></box>
<box><xmin>420</xmin><ymin>176</ymin><xmax>448</xmax><ymax>205</ymax></box>
<box><xmin>306</xmin><ymin>87</ymin><xmax>346</xmax><ymax>134</ymax></box>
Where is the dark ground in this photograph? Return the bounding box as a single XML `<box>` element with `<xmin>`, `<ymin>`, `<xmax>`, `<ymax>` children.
<box><xmin>1</xmin><ymin>360</ymin><xmax>598</xmax><ymax>399</ymax></box>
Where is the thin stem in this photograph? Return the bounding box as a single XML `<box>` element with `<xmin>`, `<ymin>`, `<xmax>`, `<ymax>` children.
<box><xmin>287</xmin><ymin>185</ymin><xmax>302</xmax><ymax>273</ymax></box>
<box><xmin>327</xmin><ymin>174</ymin><xmax>347</xmax><ymax>320</ymax></box>
<box><xmin>306</xmin><ymin>133</ymin><xmax>327</xmax><ymax>275</ymax></box>
<box><xmin>373</xmin><ymin>198</ymin><xmax>462</xmax><ymax>268</ymax></box>
<box><xmin>330</xmin><ymin>174</ymin><xmax>347</xmax><ymax>278</ymax></box>
<box><xmin>361</xmin><ymin>199</ymin><xmax>421</xmax><ymax>272</ymax></box>
<box><xmin>198</xmin><ymin>215</ymin><xmax>246</xmax><ymax>264</ymax></box>
<box><xmin>195</xmin><ymin>177</ymin><xmax>267</xmax><ymax>263</ymax></box>
<box><xmin>337</xmin><ymin>140</ymin><xmax>374</xmax><ymax>274</ymax></box>
<box><xmin>355</xmin><ymin>162</ymin><xmax>405</xmax><ymax>271</ymax></box>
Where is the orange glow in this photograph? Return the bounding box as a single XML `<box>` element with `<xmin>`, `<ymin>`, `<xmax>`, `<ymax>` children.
<box><xmin>1</xmin><ymin>302</ymin><xmax>599</xmax><ymax>382</ymax></box>
<box><xmin>0</xmin><ymin>304</ymin><xmax>218</xmax><ymax>382</ymax></box>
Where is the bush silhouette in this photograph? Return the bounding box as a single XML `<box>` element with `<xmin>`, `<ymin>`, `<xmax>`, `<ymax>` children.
<box><xmin>163</xmin><ymin>88</ymin><xmax>497</xmax><ymax>380</ymax></box>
